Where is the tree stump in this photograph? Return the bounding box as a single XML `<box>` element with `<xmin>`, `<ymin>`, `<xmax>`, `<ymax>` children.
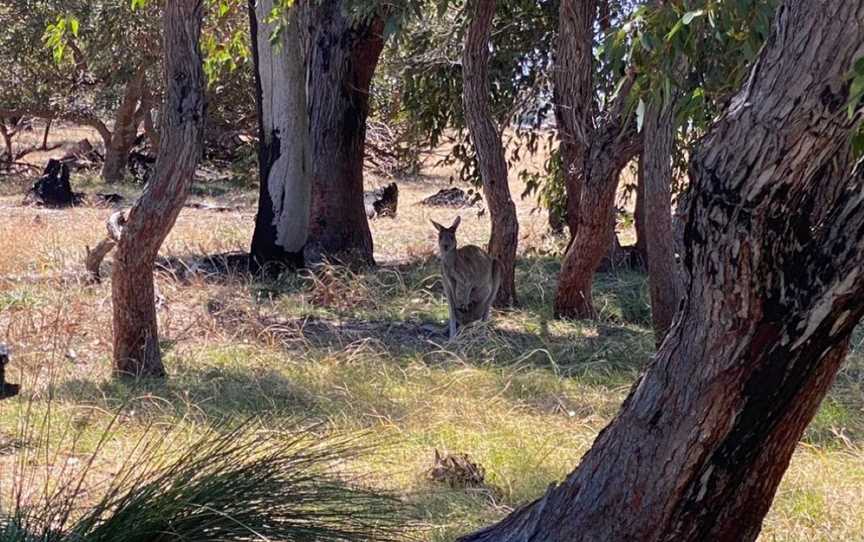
<box><xmin>364</xmin><ymin>182</ymin><xmax>399</xmax><ymax>219</ymax></box>
<box><xmin>0</xmin><ymin>345</ymin><xmax>20</xmax><ymax>399</ymax></box>
<box><xmin>23</xmin><ymin>159</ymin><xmax>82</xmax><ymax>207</ymax></box>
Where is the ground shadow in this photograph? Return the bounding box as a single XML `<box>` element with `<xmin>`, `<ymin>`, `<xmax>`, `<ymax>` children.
<box><xmin>55</xmin><ymin>360</ymin><xmax>410</xmax><ymax>427</ymax></box>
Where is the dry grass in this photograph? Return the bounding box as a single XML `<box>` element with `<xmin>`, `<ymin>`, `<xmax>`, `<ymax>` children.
<box><xmin>0</xmin><ymin>129</ymin><xmax>863</xmax><ymax>540</ymax></box>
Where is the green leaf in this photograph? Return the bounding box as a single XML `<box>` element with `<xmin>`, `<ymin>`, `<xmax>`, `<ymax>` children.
<box><xmin>682</xmin><ymin>10</ymin><xmax>705</xmax><ymax>25</ymax></box>
<box><xmin>639</xmin><ymin>31</ymin><xmax>653</xmax><ymax>52</ymax></box>
<box><xmin>855</xmin><ymin>56</ymin><xmax>864</xmax><ymax>77</ymax></box>
<box><xmin>219</xmin><ymin>1</ymin><xmax>229</xmax><ymax>17</ymax></box>
<box><xmin>665</xmin><ymin>19</ymin><xmax>684</xmax><ymax>41</ymax></box>
<box><xmin>69</xmin><ymin>17</ymin><xmax>79</xmax><ymax>37</ymax></box>
<box><xmin>847</xmin><ymin>75</ymin><xmax>864</xmax><ymax>118</ymax></box>
<box><xmin>383</xmin><ymin>15</ymin><xmax>399</xmax><ymax>41</ymax></box>
<box><xmin>851</xmin><ymin>127</ymin><xmax>864</xmax><ymax>158</ymax></box>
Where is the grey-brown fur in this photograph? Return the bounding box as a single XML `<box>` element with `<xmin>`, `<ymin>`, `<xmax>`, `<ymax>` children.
<box><xmin>431</xmin><ymin>216</ymin><xmax>501</xmax><ymax>338</ymax></box>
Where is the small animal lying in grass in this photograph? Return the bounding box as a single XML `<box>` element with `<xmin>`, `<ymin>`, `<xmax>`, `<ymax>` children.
<box><xmin>432</xmin><ymin>216</ymin><xmax>501</xmax><ymax>338</ymax></box>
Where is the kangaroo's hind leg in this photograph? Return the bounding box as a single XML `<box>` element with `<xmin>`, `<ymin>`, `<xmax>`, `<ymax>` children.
<box><xmin>483</xmin><ymin>260</ymin><xmax>503</xmax><ymax>321</ymax></box>
<box><xmin>446</xmin><ymin>295</ymin><xmax>459</xmax><ymax>338</ymax></box>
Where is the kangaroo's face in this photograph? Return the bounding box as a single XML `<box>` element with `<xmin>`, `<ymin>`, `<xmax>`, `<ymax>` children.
<box><xmin>431</xmin><ymin>216</ymin><xmax>461</xmax><ymax>256</ymax></box>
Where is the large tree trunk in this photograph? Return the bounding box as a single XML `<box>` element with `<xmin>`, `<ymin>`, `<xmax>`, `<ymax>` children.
<box><xmin>461</xmin><ymin>0</ymin><xmax>518</xmax><ymax>307</ymax></box>
<box><xmin>305</xmin><ymin>1</ymin><xmax>383</xmax><ymax>266</ymax></box>
<box><xmin>459</xmin><ymin>2</ymin><xmax>864</xmax><ymax>540</ymax></box>
<box><xmin>248</xmin><ymin>0</ymin><xmax>311</xmax><ymax>272</ymax></box>
<box><xmin>111</xmin><ymin>0</ymin><xmax>205</xmax><ymax>377</ymax></box>
<box><xmin>553</xmin><ymin>0</ymin><xmax>594</xmax><ymax>236</ymax></box>
<box><xmin>102</xmin><ymin>67</ymin><xmax>147</xmax><ymax>183</ymax></box>
<box><xmin>641</xmin><ymin>98</ymin><xmax>680</xmax><ymax>343</ymax></box>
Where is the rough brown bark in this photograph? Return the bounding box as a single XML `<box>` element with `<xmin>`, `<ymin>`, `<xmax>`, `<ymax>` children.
<box><xmin>642</xmin><ymin>98</ymin><xmax>680</xmax><ymax>343</ymax></box>
<box><xmin>552</xmin><ymin>0</ymin><xmax>642</xmax><ymax>318</ymax></box>
<box><xmin>111</xmin><ymin>0</ymin><xmax>205</xmax><ymax>377</ymax></box>
<box><xmin>305</xmin><ymin>1</ymin><xmax>384</xmax><ymax>266</ymax></box>
<box><xmin>462</xmin><ymin>0</ymin><xmax>519</xmax><ymax>307</ymax></box>
<box><xmin>459</xmin><ymin>2</ymin><xmax>864</xmax><ymax>540</ymax></box>
<box><xmin>248</xmin><ymin>0</ymin><xmax>311</xmax><ymax>272</ymax></box>
<box><xmin>553</xmin><ymin>0</ymin><xmax>594</xmax><ymax>236</ymax></box>
<box><xmin>554</xmin><ymin>80</ymin><xmax>641</xmax><ymax>318</ymax></box>
<box><xmin>102</xmin><ymin>67</ymin><xmax>147</xmax><ymax>183</ymax></box>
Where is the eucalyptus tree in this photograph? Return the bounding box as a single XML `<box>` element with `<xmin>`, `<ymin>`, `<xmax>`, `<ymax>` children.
<box><xmin>111</xmin><ymin>0</ymin><xmax>206</xmax><ymax>377</ymax></box>
<box><xmin>460</xmin><ymin>0</ymin><xmax>864</xmax><ymax>539</ymax></box>
<box><xmin>627</xmin><ymin>0</ymin><xmax>776</xmax><ymax>338</ymax></box>
<box><xmin>304</xmin><ymin>0</ymin><xmax>387</xmax><ymax>265</ymax></box>
<box><xmin>248</xmin><ymin>0</ymin><xmax>390</xmax><ymax>267</ymax></box>
<box><xmin>0</xmin><ymin>0</ymin><xmax>162</xmax><ymax>182</ymax></box>
<box><xmin>373</xmin><ymin>0</ymin><xmax>558</xmax><ymax>185</ymax></box>
<box><xmin>462</xmin><ymin>0</ymin><xmax>519</xmax><ymax>306</ymax></box>
<box><xmin>552</xmin><ymin>0</ymin><xmax>643</xmax><ymax>320</ymax></box>
<box><xmin>248</xmin><ymin>0</ymin><xmax>311</xmax><ymax>270</ymax></box>
<box><xmin>553</xmin><ymin>0</ymin><xmax>776</xmax><ymax>321</ymax></box>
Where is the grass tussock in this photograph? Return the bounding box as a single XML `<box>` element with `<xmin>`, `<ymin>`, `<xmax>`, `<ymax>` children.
<box><xmin>1</xmin><ymin>410</ymin><xmax>418</xmax><ymax>542</ymax></box>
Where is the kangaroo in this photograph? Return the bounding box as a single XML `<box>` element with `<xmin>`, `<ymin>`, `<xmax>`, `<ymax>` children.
<box><xmin>431</xmin><ymin>216</ymin><xmax>501</xmax><ymax>338</ymax></box>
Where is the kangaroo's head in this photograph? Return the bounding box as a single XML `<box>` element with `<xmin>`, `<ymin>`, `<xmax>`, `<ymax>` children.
<box><xmin>431</xmin><ymin>216</ymin><xmax>461</xmax><ymax>256</ymax></box>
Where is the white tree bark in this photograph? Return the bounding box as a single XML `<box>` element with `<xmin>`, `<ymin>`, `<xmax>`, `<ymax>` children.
<box><xmin>249</xmin><ymin>0</ymin><xmax>311</xmax><ymax>264</ymax></box>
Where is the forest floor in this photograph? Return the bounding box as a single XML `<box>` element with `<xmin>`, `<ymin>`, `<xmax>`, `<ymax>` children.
<box><xmin>0</xmin><ymin>125</ymin><xmax>863</xmax><ymax>541</ymax></box>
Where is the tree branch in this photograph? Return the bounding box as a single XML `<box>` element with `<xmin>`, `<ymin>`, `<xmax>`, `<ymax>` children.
<box><xmin>0</xmin><ymin>107</ymin><xmax>112</xmax><ymax>145</ymax></box>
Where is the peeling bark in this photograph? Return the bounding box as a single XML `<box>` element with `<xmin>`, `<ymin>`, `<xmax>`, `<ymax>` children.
<box><xmin>460</xmin><ymin>2</ymin><xmax>864</xmax><ymax>540</ymax></box>
<box><xmin>111</xmin><ymin>0</ymin><xmax>205</xmax><ymax>377</ymax></box>
<box><xmin>248</xmin><ymin>0</ymin><xmax>311</xmax><ymax>272</ymax></box>
<box><xmin>462</xmin><ymin>0</ymin><xmax>519</xmax><ymax>307</ymax></box>
<box><xmin>634</xmin><ymin>167</ymin><xmax>647</xmax><ymax>261</ymax></box>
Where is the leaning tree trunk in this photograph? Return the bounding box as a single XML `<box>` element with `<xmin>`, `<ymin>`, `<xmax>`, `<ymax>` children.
<box><xmin>460</xmin><ymin>2</ymin><xmax>864</xmax><ymax>540</ymax></box>
<box><xmin>641</xmin><ymin>98</ymin><xmax>680</xmax><ymax>343</ymax></box>
<box><xmin>111</xmin><ymin>0</ymin><xmax>205</xmax><ymax>377</ymax></box>
<box><xmin>102</xmin><ymin>67</ymin><xmax>147</xmax><ymax>183</ymax></box>
<box><xmin>553</xmin><ymin>0</ymin><xmax>594</xmax><ymax>237</ymax></box>
<box><xmin>462</xmin><ymin>0</ymin><xmax>518</xmax><ymax>307</ymax></box>
<box><xmin>248</xmin><ymin>0</ymin><xmax>311</xmax><ymax>272</ymax></box>
<box><xmin>305</xmin><ymin>1</ymin><xmax>384</xmax><ymax>266</ymax></box>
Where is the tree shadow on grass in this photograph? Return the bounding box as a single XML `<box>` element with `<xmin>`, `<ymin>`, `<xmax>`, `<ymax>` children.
<box><xmin>53</xmin><ymin>360</ymin><xmax>408</xmax><ymax>427</ymax></box>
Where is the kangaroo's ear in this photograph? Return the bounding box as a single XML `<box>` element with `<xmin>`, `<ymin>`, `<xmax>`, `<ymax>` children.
<box><xmin>451</xmin><ymin>215</ymin><xmax>461</xmax><ymax>230</ymax></box>
<box><xmin>430</xmin><ymin>220</ymin><xmax>444</xmax><ymax>232</ymax></box>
